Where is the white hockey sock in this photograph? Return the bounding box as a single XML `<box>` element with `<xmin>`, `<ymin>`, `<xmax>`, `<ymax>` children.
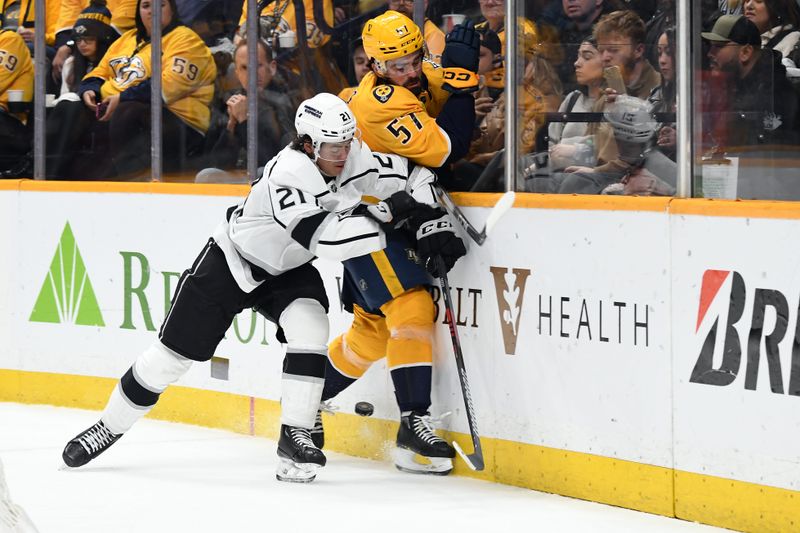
<box><xmin>101</xmin><ymin>383</ymin><xmax>151</xmax><ymax>436</ymax></box>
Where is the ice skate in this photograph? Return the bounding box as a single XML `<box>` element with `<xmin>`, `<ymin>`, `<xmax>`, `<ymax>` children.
<box><xmin>276</xmin><ymin>425</ymin><xmax>326</xmax><ymax>483</ymax></box>
<box><xmin>394</xmin><ymin>411</ymin><xmax>455</xmax><ymax>476</ymax></box>
<box><xmin>62</xmin><ymin>420</ymin><xmax>122</xmax><ymax>468</ymax></box>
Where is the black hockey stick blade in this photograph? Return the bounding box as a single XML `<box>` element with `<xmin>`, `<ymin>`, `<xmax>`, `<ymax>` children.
<box><xmin>436</xmin><ymin>187</ymin><xmax>515</xmax><ymax>245</ymax></box>
<box><xmin>437</xmin><ymin>257</ymin><xmax>485</xmax><ymax>471</ymax></box>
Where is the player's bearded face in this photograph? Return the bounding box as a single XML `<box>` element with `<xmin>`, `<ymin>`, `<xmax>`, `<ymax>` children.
<box><xmin>384</xmin><ymin>51</ymin><xmax>424</xmax><ymax>95</ymax></box>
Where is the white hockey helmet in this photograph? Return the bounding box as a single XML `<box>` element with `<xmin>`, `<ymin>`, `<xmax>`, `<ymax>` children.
<box><xmin>294</xmin><ymin>93</ymin><xmax>357</xmax><ymax>161</ymax></box>
<box><xmin>603</xmin><ymin>95</ymin><xmax>657</xmax><ymax>144</ymax></box>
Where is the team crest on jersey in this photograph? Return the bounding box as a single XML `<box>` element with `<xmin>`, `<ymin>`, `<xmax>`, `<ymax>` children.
<box><xmin>109</xmin><ymin>56</ymin><xmax>147</xmax><ymax>87</ymax></box>
<box><xmin>373</xmin><ymin>85</ymin><xmax>394</xmax><ymax>104</ymax></box>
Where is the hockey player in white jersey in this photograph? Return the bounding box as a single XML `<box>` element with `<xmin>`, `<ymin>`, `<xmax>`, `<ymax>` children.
<box><xmin>61</xmin><ymin>92</ymin><xmax>465</xmax><ymax>481</ymax></box>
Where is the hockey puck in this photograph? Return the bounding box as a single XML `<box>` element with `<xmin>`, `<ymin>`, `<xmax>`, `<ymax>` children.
<box><xmin>354</xmin><ymin>401</ymin><xmax>374</xmax><ymax>417</ymax></box>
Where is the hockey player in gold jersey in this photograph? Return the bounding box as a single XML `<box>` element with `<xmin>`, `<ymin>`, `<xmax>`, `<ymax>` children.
<box><xmin>346</xmin><ymin>10</ymin><xmax>480</xmax><ymax>169</ymax></box>
<box><xmin>79</xmin><ymin>0</ymin><xmax>216</xmax><ymax>177</ymax></box>
<box><xmin>318</xmin><ymin>11</ymin><xmax>479</xmax><ymax>475</ymax></box>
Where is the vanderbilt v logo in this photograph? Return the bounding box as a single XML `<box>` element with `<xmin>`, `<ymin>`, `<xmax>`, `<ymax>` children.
<box><xmin>30</xmin><ymin>222</ymin><xmax>105</xmax><ymax>326</ymax></box>
<box><xmin>490</xmin><ymin>267</ymin><xmax>531</xmax><ymax>355</ymax></box>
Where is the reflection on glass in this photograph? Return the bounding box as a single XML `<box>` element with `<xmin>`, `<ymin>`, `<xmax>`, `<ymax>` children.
<box><xmin>504</xmin><ymin>3</ymin><xmax>679</xmax><ymax>196</ymax></box>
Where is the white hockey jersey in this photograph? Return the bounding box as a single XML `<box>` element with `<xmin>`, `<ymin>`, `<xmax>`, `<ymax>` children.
<box><xmin>212</xmin><ymin>140</ymin><xmax>438</xmax><ymax>292</ymax></box>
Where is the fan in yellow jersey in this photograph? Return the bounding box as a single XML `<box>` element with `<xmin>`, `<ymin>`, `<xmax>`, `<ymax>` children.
<box><xmin>79</xmin><ymin>0</ymin><xmax>216</xmax><ymax>178</ymax></box>
<box><xmin>237</xmin><ymin>0</ymin><xmax>334</xmax><ymax>49</ymax></box>
<box><xmin>51</xmin><ymin>0</ymin><xmax>139</xmax><ymax>82</ymax></box>
<box><xmin>346</xmin><ymin>10</ymin><xmax>480</xmax><ymax>169</ymax></box>
<box><xmin>0</xmin><ymin>28</ymin><xmax>32</xmax><ymax>172</ymax></box>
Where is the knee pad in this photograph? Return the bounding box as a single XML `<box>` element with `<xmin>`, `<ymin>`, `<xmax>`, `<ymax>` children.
<box><xmin>133</xmin><ymin>342</ymin><xmax>193</xmax><ymax>393</ymax></box>
<box><xmin>381</xmin><ymin>288</ymin><xmax>434</xmax><ymax>369</ymax></box>
<box><xmin>280</xmin><ymin>298</ymin><xmax>329</xmax><ymax>352</ymax></box>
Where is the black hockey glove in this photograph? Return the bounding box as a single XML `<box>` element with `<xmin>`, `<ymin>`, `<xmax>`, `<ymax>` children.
<box><xmin>441</xmin><ymin>19</ymin><xmax>480</xmax><ymax>94</ymax></box>
<box><xmin>415</xmin><ymin>214</ymin><xmax>467</xmax><ymax>278</ymax></box>
<box><xmin>366</xmin><ymin>191</ymin><xmax>440</xmax><ymax>226</ymax></box>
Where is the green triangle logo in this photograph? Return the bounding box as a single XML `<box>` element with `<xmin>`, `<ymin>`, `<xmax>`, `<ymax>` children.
<box><xmin>30</xmin><ymin>222</ymin><xmax>105</xmax><ymax>326</ymax></box>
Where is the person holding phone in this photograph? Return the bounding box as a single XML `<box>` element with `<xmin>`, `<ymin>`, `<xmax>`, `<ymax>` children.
<box><xmin>78</xmin><ymin>0</ymin><xmax>216</xmax><ymax>180</ymax></box>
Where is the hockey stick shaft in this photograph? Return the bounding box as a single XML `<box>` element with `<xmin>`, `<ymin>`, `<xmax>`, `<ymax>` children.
<box><xmin>437</xmin><ymin>257</ymin><xmax>484</xmax><ymax>471</ymax></box>
<box><xmin>435</xmin><ymin>187</ymin><xmax>515</xmax><ymax>246</ymax></box>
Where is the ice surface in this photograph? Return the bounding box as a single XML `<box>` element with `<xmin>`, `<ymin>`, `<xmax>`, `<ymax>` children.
<box><xmin>0</xmin><ymin>403</ymin><xmax>722</xmax><ymax>533</ymax></box>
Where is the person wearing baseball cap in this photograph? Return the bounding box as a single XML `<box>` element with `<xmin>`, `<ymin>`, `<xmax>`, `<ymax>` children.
<box><xmin>703</xmin><ymin>14</ymin><xmax>797</xmax><ymax>148</ymax></box>
<box><xmin>702</xmin><ymin>13</ymin><xmax>761</xmax><ymax>47</ymax></box>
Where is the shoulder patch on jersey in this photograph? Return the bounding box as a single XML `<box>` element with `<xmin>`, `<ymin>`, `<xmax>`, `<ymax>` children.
<box><xmin>373</xmin><ymin>85</ymin><xmax>394</xmax><ymax>104</ymax></box>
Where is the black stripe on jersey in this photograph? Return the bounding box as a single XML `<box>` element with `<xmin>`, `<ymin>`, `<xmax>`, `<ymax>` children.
<box><xmin>315</xmin><ymin>190</ymin><xmax>331</xmax><ymax>199</ymax></box>
<box><xmin>120</xmin><ymin>367</ymin><xmax>160</xmax><ymax>407</ymax></box>
<box><xmin>291</xmin><ymin>211</ymin><xmax>329</xmax><ymax>249</ymax></box>
<box><xmin>283</xmin><ymin>351</ymin><xmax>326</xmax><ymax>379</ymax></box>
<box><xmin>339</xmin><ymin>168</ymin><xmax>377</xmax><ymax>188</ymax></box>
<box><xmin>318</xmin><ymin>232</ymin><xmax>380</xmax><ymax>246</ymax></box>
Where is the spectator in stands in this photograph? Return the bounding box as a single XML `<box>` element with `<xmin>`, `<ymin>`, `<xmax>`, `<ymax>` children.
<box><xmin>338</xmin><ymin>39</ymin><xmax>369</xmax><ymax>102</ymax></box>
<box><xmin>718</xmin><ymin>0</ymin><xmax>744</xmax><ymax>15</ymax></box>
<box><xmin>649</xmin><ymin>27</ymin><xmax>676</xmax><ymax>160</ymax></box>
<box><xmin>386</xmin><ymin>0</ymin><xmax>445</xmax><ymax>63</ymax></box>
<box><xmin>198</xmin><ymin>38</ymin><xmax>294</xmax><ymax>182</ymax></box>
<box><xmin>78</xmin><ymin>0</ymin><xmax>216</xmax><ymax>180</ymax></box>
<box><xmin>236</xmin><ymin>0</ymin><xmax>346</xmax><ymax>100</ymax></box>
<box><xmin>743</xmin><ymin>0</ymin><xmax>800</xmax><ymax>63</ymax></box>
<box><xmin>644</xmin><ymin>0</ymin><xmax>674</xmax><ymax>66</ymax></box>
<box><xmin>556</xmin><ymin>1</ymin><xmax>619</xmax><ymax>93</ymax></box>
<box><xmin>477</xmin><ymin>0</ymin><xmax>559</xmax><ymax>91</ymax></box>
<box><xmin>450</xmin><ymin>26</ymin><xmax>502</xmax><ymax>190</ymax></box>
<box><xmin>595</xmin><ymin>9</ymin><xmax>661</xmax><ymax>99</ymax></box>
<box><xmin>549</xmin><ymin>37</ymin><xmax>605</xmax><ymax>170</ymax></box>
<box><xmin>530</xmin><ymin>11</ymin><xmax>660</xmax><ymax>193</ymax></box>
<box><xmin>39</xmin><ymin>1</ymin><xmax>119</xmax><ymax>180</ymax></box>
<box><xmin>465</xmin><ymin>27</ymin><xmax>563</xmax><ymax>191</ymax></box>
<box><xmin>703</xmin><ymin>14</ymin><xmax>798</xmax><ymax>147</ymax></box>
<box><xmin>0</xmin><ymin>28</ymin><xmax>32</xmax><ymax>176</ymax></box>
<box><xmin>57</xmin><ymin>1</ymin><xmax>118</xmax><ymax>96</ymax></box>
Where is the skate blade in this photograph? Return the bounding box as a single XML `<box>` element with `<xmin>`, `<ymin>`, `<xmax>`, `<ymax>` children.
<box><xmin>275</xmin><ymin>457</ymin><xmax>320</xmax><ymax>483</ymax></box>
<box><xmin>392</xmin><ymin>448</ymin><xmax>453</xmax><ymax>476</ymax></box>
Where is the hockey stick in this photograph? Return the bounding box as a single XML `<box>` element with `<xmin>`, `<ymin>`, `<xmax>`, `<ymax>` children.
<box><xmin>436</xmin><ymin>256</ymin><xmax>484</xmax><ymax>471</ymax></box>
<box><xmin>435</xmin><ymin>187</ymin><xmax>516</xmax><ymax>245</ymax></box>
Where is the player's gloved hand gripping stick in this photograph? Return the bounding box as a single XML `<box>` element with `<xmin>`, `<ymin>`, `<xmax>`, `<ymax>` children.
<box><xmin>432</xmin><ymin>190</ymin><xmax>515</xmax><ymax>470</ymax></box>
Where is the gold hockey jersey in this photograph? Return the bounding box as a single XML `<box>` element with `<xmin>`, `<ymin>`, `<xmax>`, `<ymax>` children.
<box><xmin>239</xmin><ymin>0</ymin><xmax>334</xmax><ymax>48</ymax></box>
<box><xmin>12</xmin><ymin>0</ymin><xmax>59</xmax><ymax>45</ymax></box>
<box><xmin>88</xmin><ymin>26</ymin><xmax>216</xmax><ymax>133</ymax></box>
<box><xmin>346</xmin><ymin>60</ymin><xmax>453</xmax><ymax>168</ymax></box>
<box><xmin>0</xmin><ymin>29</ymin><xmax>33</xmax><ymax>114</ymax></box>
<box><xmin>59</xmin><ymin>0</ymin><xmax>137</xmax><ymax>34</ymax></box>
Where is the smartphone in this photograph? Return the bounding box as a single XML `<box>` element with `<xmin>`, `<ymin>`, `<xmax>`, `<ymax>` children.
<box><xmin>603</xmin><ymin>66</ymin><xmax>627</xmax><ymax>95</ymax></box>
<box><xmin>95</xmin><ymin>101</ymin><xmax>107</xmax><ymax>119</ymax></box>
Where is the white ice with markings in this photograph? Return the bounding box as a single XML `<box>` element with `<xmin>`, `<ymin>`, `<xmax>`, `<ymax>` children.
<box><xmin>0</xmin><ymin>403</ymin><xmax>724</xmax><ymax>533</ymax></box>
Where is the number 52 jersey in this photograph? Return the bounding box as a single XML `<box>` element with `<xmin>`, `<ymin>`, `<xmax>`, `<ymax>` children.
<box><xmin>213</xmin><ymin>140</ymin><xmax>438</xmax><ymax>293</ymax></box>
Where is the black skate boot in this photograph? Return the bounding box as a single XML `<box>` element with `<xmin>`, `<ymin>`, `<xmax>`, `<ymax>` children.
<box><xmin>62</xmin><ymin>420</ymin><xmax>122</xmax><ymax>468</ymax></box>
<box><xmin>394</xmin><ymin>411</ymin><xmax>455</xmax><ymax>475</ymax></box>
<box><xmin>276</xmin><ymin>425</ymin><xmax>326</xmax><ymax>483</ymax></box>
